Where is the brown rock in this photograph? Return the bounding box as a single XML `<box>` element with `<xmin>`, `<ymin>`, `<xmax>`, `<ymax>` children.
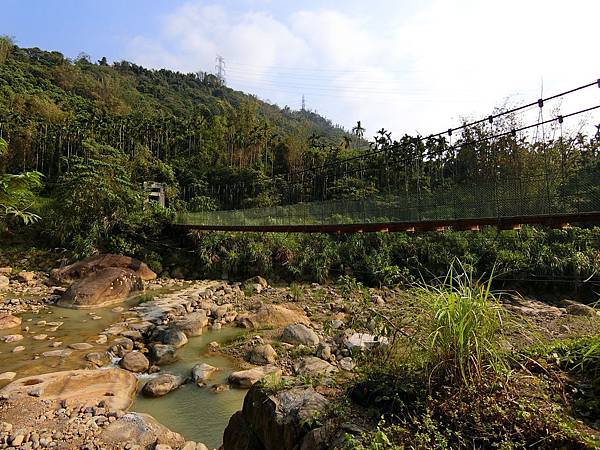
<box><xmin>142</xmin><ymin>374</ymin><xmax>183</xmax><ymax>397</ymax></box>
<box><xmin>58</xmin><ymin>267</ymin><xmax>143</xmax><ymax>309</ymax></box>
<box><xmin>51</xmin><ymin>254</ymin><xmax>157</xmax><ymax>284</ymax></box>
<box><xmin>247</xmin><ymin>344</ymin><xmax>277</xmax><ymax>365</ymax></box>
<box><xmin>172</xmin><ymin>312</ymin><xmax>209</xmax><ymax>337</ymax></box>
<box><xmin>120</xmin><ymin>351</ymin><xmax>150</xmax><ymax>373</ymax></box>
<box><xmin>246</xmin><ymin>304</ymin><xmax>310</xmax><ymax>330</ymax></box>
<box><xmin>0</xmin><ymin>368</ymin><xmax>137</xmax><ymax>410</ymax></box>
<box><xmin>228</xmin><ymin>365</ymin><xmax>282</xmax><ymax>388</ymax></box>
<box><xmin>16</xmin><ymin>271</ymin><xmax>35</xmax><ymax>283</ymax></box>
<box><xmin>245</xmin><ymin>276</ymin><xmax>268</xmax><ymax>288</ymax></box>
<box><xmin>561</xmin><ymin>299</ymin><xmax>597</xmax><ymax>317</ymax></box>
<box><xmin>0</xmin><ymin>313</ymin><xmax>21</xmax><ymax>330</ymax></box>
<box><xmin>191</xmin><ymin>363</ymin><xmax>219</xmax><ymax>385</ymax></box>
<box><xmin>100</xmin><ymin>412</ymin><xmax>185</xmax><ymax>449</ymax></box>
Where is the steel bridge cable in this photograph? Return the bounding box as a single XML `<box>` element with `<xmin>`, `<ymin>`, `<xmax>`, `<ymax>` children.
<box><xmin>278</xmin><ymin>79</ymin><xmax>600</xmax><ymax>179</ymax></box>
<box><xmin>217</xmin><ymin>103</ymin><xmax>599</xmax><ymax>207</ymax></box>
<box><xmin>281</xmin><ymin>102</ymin><xmax>600</xmax><ymax>182</ymax></box>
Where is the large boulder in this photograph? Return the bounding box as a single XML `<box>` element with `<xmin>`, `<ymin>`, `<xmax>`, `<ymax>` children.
<box><xmin>293</xmin><ymin>357</ymin><xmax>337</xmax><ymax>377</ymax></box>
<box><xmin>100</xmin><ymin>412</ymin><xmax>185</xmax><ymax>449</ymax></box>
<box><xmin>228</xmin><ymin>365</ymin><xmax>282</xmax><ymax>388</ymax></box>
<box><xmin>151</xmin><ymin>326</ymin><xmax>189</xmax><ymax>348</ymax></box>
<box><xmin>561</xmin><ymin>299</ymin><xmax>598</xmax><ymax>317</ymax></box>
<box><xmin>142</xmin><ymin>374</ymin><xmax>184</xmax><ymax>397</ymax></box>
<box><xmin>0</xmin><ymin>313</ymin><xmax>21</xmax><ymax>330</ymax></box>
<box><xmin>120</xmin><ymin>351</ymin><xmax>150</xmax><ymax>373</ymax></box>
<box><xmin>51</xmin><ymin>254</ymin><xmax>156</xmax><ymax>284</ymax></box>
<box><xmin>58</xmin><ymin>267</ymin><xmax>143</xmax><ymax>309</ymax></box>
<box><xmin>223</xmin><ymin>384</ymin><xmax>330</xmax><ymax>450</ymax></box>
<box><xmin>149</xmin><ymin>344</ymin><xmax>178</xmax><ymax>365</ymax></box>
<box><xmin>172</xmin><ymin>312</ymin><xmax>209</xmax><ymax>337</ymax></box>
<box><xmin>281</xmin><ymin>324</ymin><xmax>319</xmax><ymax>346</ymax></box>
<box><xmin>247</xmin><ymin>344</ymin><xmax>277</xmax><ymax>365</ymax></box>
<box><xmin>0</xmin><ymin>368</ymin><xmax>137</xmax><ymax>410</ymax></box>
<box><xmin>242</xmin><ymin>304</ymin><xmax>310</xmax><ymax>330</ymax></box>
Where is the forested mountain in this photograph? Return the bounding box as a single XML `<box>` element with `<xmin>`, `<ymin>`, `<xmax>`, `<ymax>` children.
<box><xmin>2</xmin><ymin>37</ymin><xmax>599</xmax><ymax>265</ymax></box>
<box><xmin>0</xmin><ymin>38</ymin><xmax>351</xmax><ymax>202</ymax></box>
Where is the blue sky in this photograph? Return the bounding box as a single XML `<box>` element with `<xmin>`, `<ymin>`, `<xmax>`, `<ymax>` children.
<box><xmin>4</xmin><ymin>0</ymin><xmax>599</xmax><ymax>138</ymax></box>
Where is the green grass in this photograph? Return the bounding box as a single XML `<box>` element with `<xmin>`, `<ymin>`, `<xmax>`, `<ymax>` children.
<box><xmin>414</xmin><ymin>263</ymin><xmax>508</xmax><ymax>385</ymax></box>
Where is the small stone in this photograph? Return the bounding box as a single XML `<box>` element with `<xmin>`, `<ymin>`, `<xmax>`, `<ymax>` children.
<box><xmin>12</xmin><ymin>345</ymin><xmax>25</xmax><ymax>352</ymax></box>
<box><xmin>339</xmin><ymin>357</ymin><xmax>355</xmax><ymax>371</ymax></box>
<box><xmin>96</xmin><ymin>335</ymin><xmax>108</xmax><ymax>344</ymax></box>
<box><xmin>228</xmin><ymin>365</ymin><xmax>282</xmax><ymax>388</ymax></box>
<box><xmin>294</xmin><ymin>356</ymin><xmax>337</xmax><ymax>376</ymax></box>
<box><xmin>16</xmin><ymin>271</ymin><xmax>35</xmax><ymax>283</ymax></box>
<box><xmin>11</xmin><ymin>433</ymin><xmax>25</xmax><ymax>446</ymax></box>
<box><xmin>559</xmin><ymin>324</ymin><xmax>571</xmax><ymax>334</ymax></box>
<box><xmin>0</xmin><ymin>313</ymin><xmax>21</xmax><ymax>330</ymax></box>
<box><xmin>68</xmin><ymin>342</ymin><xmax>94</xmax><ymax>350</ymax></box>
<box><xmin>371</xmin><ymin>294</ymin><xmax>385</xmax><ymax>306</ymax></box>
<box><xmin>32</xmin><ymin>334</ymin><xmax>48</xmax><ymax>340</ymax></box>
<box><xmin>0</xmin><ymin>371</ymin><xmax>17</xmax><ymax>381</ymax></box>
<box><xmin>2</xmin><ymin>334</ymin><xmax>24</xmax><ymax>343</ymax></box>
<box><xmin>191</xmin><ymin>363</ymin><xmax>219</xmax><ymax>385</ymax></box>
<box><xmin>142</xmin><ymin>374</ymin><xmax>183</xmax><ymax>397</ymax></box>
<box><xmin>316</xmin><ymin>343</ymin><xmax>332</xmax><ymax>360</ymax></box>
<box><xmin>43</xmin><ymin>349</ymin><xmax>72</xmax><ymax>357</ymax></box>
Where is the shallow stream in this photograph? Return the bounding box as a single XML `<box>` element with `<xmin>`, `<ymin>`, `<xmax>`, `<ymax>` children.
<box><xmin>0</xmin><ymin>292</ymin><xmax>247</xmax><ymax>449</ymax></box>
<box><xmin>132</xmin><ymin>327</ymin><xmax>246</xmax><ymax>448</ymax></box>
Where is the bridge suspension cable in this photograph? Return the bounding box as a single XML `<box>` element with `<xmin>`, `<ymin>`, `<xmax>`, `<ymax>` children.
<box><xmin>284</xmin><ymin>78</ymin><xmax>600</xmax><ymax>179</ymax></box>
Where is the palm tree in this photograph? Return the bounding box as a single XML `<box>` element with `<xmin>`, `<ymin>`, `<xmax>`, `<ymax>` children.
<box><xmin>352</xmin><ymin>121</ymin><xmax>365</xmax><ymax>139</ymax></box>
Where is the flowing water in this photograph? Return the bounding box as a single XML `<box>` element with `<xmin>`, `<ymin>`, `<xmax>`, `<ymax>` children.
<box><xmin>0</xmin><ymin>291</ymin><xmax>248</xmax><ymax>449</ymax></box>
<box><xmin>132</xmin><ymin>327</ymin><xmax>247</xmax><ymax>449</ymax></box>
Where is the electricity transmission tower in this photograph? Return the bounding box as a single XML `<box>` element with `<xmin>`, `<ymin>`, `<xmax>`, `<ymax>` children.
<box><xmin>301</xmin><ymin>95</ymin><xmax>306</xmax><ymax>111</ymax></box>
<box><xmin>215</xmin><ymin>55</ymin><xmax>226</xmax><ymax>85</ymax></box>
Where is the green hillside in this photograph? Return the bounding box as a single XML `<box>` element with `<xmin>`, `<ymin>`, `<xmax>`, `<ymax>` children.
<box><xmin>0</xmin><ymin>37</ymin><xmax>350</xmax><ymax>200</ymax></box>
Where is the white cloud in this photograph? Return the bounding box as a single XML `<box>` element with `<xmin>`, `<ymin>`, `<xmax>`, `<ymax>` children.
<box><xmin>127</xmin><ymin>0</ymin><xmax>600</xmax><ymax>138</ymax></box>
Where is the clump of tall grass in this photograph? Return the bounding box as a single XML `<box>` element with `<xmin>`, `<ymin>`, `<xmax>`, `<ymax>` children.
<box><xmin>414</xmin><ymin>262</ymin><xmax>507</xmax><ymax>385</ymax></box>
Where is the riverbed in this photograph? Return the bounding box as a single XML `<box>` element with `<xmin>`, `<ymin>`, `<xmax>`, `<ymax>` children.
<box><xmin>0</xmin><ymin>288</ymin><xmax>247</xmax><ymax>448</ymax></box>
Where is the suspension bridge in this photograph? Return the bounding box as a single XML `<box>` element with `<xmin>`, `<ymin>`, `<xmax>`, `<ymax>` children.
<box><xmin>176</xmin><ymin>79</ymin><xmax>600</xmax><ymax>233</ymax></box>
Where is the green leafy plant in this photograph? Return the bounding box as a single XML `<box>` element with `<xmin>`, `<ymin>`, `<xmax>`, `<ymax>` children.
<box><xmin>289</xmin><ymin>282</ymin><xmax>304</xmax><ymax>301</ymax></box>
<box><xmin>415</xmin><ymin>262</ymin><xmax>507</xmax><ymax>385</ymax></box>
<box><xmin>0</xmin><ymin>171</ymin><xmax>43</xmax><ymax>225</ymax></box>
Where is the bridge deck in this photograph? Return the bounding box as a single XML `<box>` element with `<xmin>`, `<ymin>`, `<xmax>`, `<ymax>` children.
<box><xmin>176</xmin><ymin>212</ymin><xmax>600</xmax><ymax>233</ymax></box>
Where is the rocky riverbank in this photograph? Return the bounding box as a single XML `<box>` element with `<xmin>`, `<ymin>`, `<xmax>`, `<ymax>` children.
<box><xmin>0</xmin><ymin>254</ymin><xmax>599</xmax><ymax>449</ymax></box>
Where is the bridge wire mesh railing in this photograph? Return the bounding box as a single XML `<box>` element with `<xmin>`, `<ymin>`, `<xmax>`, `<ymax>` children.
<box><xmin>176</xmin><ymin>169</ymin><xmax>600</xmax><ymax>228</ymax></box>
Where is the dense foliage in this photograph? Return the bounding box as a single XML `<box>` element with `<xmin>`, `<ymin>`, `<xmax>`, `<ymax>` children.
<box><xmin>1</xmin><ymin>39</ymin><xmax>599</xmax><ymax>292</ymax></box>
<box><xmin>0</xmin><ymin>37</ymin><xmax>349</xmax><ymax>200</ymax></box>
<box><xmin>186</xmin><ymin>227</ymin><xmax>600</xmax><ymax>294</ymax></box>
